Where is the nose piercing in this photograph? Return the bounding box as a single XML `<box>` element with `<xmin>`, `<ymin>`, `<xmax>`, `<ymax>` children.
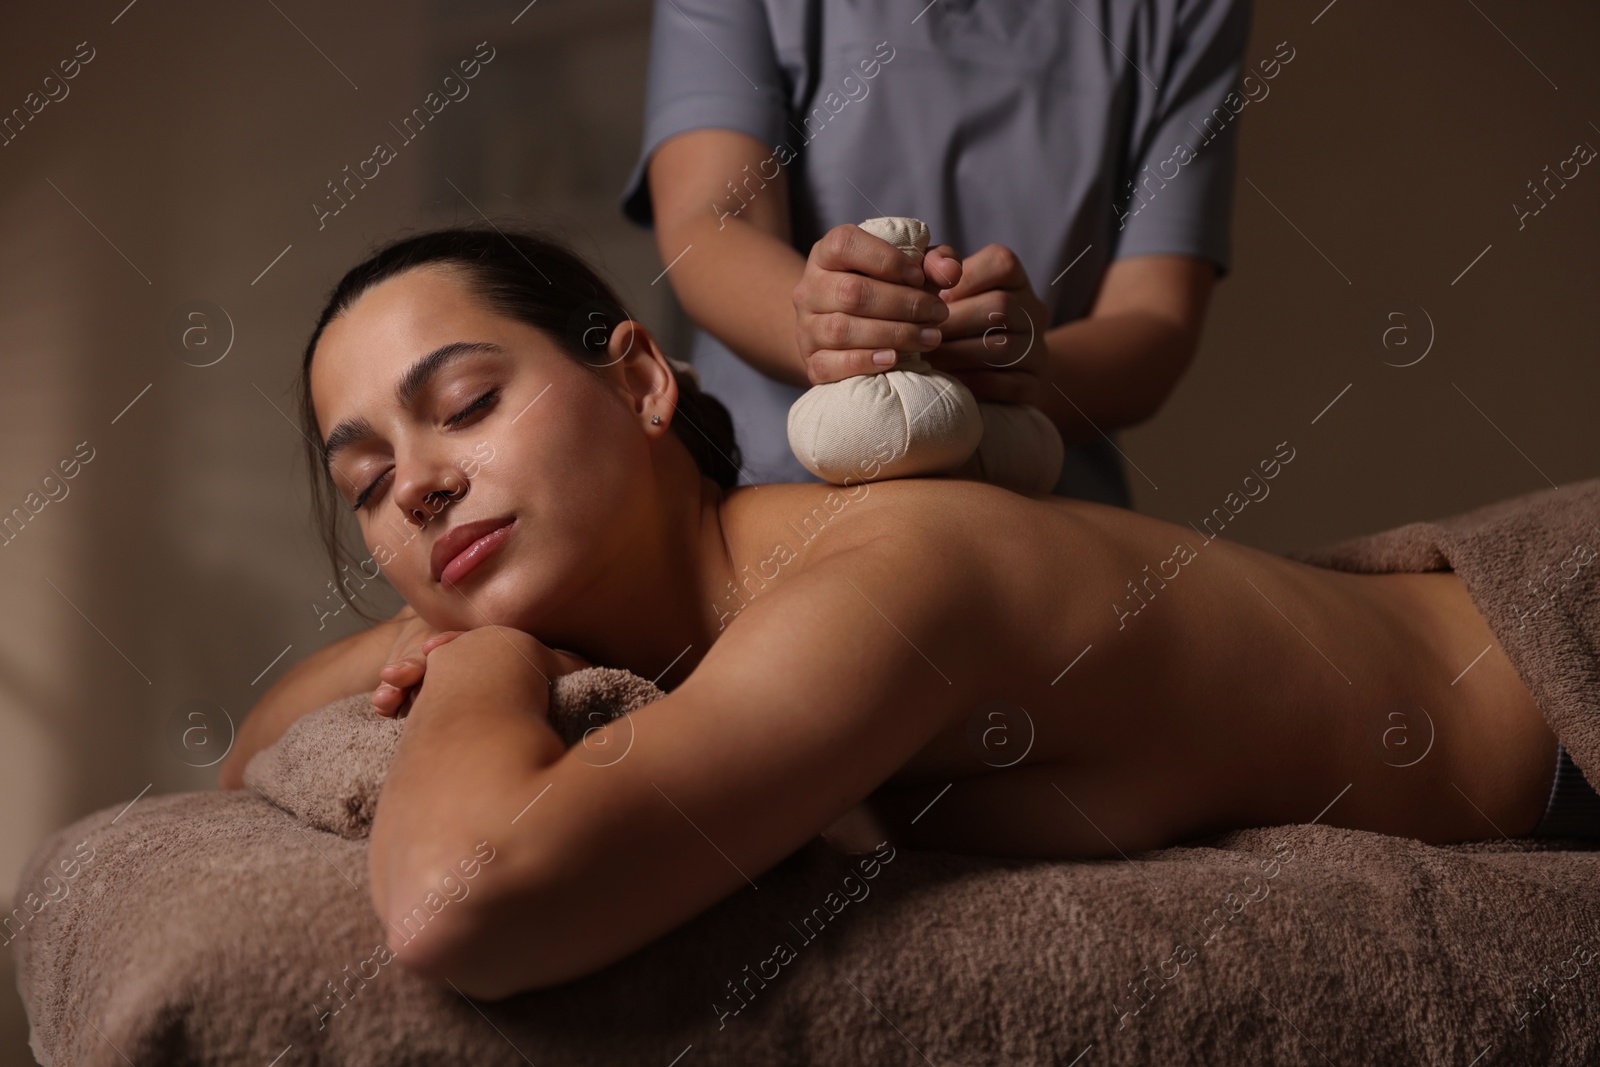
<box><xmin>425</xmin><ymin>484</ymin><xmax>464</xmax><ymax>508</ymax></box>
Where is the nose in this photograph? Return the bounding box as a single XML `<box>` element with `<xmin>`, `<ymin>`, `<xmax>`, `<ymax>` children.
<box><xmin>391</xmin><ymin>452</ymin><xmax>468</xmax><ymax>528</ymax></box>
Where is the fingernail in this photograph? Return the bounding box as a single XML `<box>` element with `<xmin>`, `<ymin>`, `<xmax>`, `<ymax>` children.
<box><xmin>872</xmin><ymin>350</ymin><xmax>896</xmax><ymax>366</ymax></box>
<box><xmin>918</xmin><ymin>328</ymin><xmax>941</xmax><ymax>346</ymax></box>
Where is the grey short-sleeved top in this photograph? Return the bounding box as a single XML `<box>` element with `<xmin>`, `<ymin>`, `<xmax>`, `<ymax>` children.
<box><xmin>621</xmin><ymin>0</ymin><xmax>1252</xmax><ymax>505</ymax></box>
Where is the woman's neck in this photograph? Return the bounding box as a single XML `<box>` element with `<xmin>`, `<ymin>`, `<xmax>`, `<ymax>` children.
<box><xmin>536</xmin><ymin>461</ymin><xmax>738</xmax><ymax>691</ymax></box>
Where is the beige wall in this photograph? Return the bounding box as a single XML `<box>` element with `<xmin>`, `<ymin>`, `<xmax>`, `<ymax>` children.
<box><xmin>1125</xmin><ymin>1</ymin><xmax>1600</xmax><ymax>544</ymax></box>
<box><xmin>2</xmin><ymin>0</ymin><xmax>1596</xmax><ymax>1059</ymax></box>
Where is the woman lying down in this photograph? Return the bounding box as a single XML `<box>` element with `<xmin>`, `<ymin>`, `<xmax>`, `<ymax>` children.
<box><xmin>218</xmin><ymin>226</ymin><xmax>1576</xmax><ymax>1000</ymax></box>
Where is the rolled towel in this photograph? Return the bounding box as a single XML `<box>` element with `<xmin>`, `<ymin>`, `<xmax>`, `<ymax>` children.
<box><xmin>243</xmin><ymin>666</ymin><xmax>664</xmax><ymax>840</ymax></box>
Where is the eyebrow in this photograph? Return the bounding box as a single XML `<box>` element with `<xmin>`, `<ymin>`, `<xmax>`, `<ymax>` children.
<box><xmin>321</xmin><ymin>340</ymin><xmax>504</xmax><ymax>475</ymax></box>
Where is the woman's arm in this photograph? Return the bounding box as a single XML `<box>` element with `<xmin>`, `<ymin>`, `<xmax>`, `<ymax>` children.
<box><xmin>216</xmin><ymin>606</ymin><xmax>417</xmax><ymax>790</ymax></box>
<box><xmin>366</xmin><ymin>623</ymin><xmax>574</xmax><ymax>939</ymax></box>
<box><xmin>373</xmin><ymin>536</ymin><xmax>987</xmax><ymax>998</ymax></box>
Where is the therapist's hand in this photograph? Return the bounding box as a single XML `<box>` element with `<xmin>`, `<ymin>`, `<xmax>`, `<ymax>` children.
<box><xmin>792</xmin><ymin>223</ymin><xmax>962</xmax><ymax>385</ymax></box>
<box><xmin>925</xmin><ymin>243</ymin><xmax>1049</xmax><ymax>407</ymax></box>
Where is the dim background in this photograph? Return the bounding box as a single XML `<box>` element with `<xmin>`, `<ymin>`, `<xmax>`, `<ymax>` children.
<box><xmin>2</xmin><ymin>0</ymin><xmax>1596</xmax><ymax>1057</ymax></box>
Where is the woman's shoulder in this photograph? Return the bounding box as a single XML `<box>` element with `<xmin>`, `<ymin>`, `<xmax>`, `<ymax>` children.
<box><xmin>705</xmin><ymin>480</ymin><xmax>1033</xmax><ymax>692</ymax></box>
<box><xmin>715</xmin><ymin>477</ymin><xmax>1128</xmax><ymax>603</ymax></box>
<box><xmin>722</xmin><ymin>477</ymin><xmax>1048</xmax><ymax>555</ymax></box>
<box><xmin>702</xmin><ymin>477</ymin><xmax>1117</xmax><ymax>700</ymax></box>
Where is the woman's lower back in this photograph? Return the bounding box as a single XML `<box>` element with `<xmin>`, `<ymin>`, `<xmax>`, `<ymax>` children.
<box><xmin>790</xmin><ymin>480</ymin><xmax>1557</xmax><ymax>858</ymax></box>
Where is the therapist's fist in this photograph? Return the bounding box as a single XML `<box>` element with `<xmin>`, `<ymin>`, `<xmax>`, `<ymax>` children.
<box><xmin>925</xmin><ymin>243</ymin><xmax>1048</xmax><ymax>407</ymax></box>
<box><xmin>793</xmin><ymin>223</ymin><xmax>962</xmax><ymax>385</ymax></box>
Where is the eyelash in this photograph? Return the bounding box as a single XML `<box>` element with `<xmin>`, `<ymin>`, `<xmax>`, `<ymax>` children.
<box><xmin>350</xmin><ymin>388</ymin><xmax>500</xmax><ymax>512</ymax></box>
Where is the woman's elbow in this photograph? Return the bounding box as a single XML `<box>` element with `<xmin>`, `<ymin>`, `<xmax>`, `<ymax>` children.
<box><xmin>381</xmin><ymin>849</ymin><xmax>575</xmax><ymax>999</ymax></box>
<box><xmin>217</xmin><ymin>746</ymin><xmax>251</xmax><ymax>791</ymax></box>
<box><xmin>385</xmin><ymin>915</ymin><xmax>527</xmax><ymax>1000</ymax></box>
<box><xmin>216</xmin><ymin>762</ymin><xmax>242</xmax><ymax>792</ymax></box>
<box><xmin>382</xmin><ymin>881</ymin><xmax>529</xmax><ymax>998</ymax></box>
<box><xmin>384</xmin><ymin>898</ymin><xmax>569</xmax><ymax>1000</ymax></box>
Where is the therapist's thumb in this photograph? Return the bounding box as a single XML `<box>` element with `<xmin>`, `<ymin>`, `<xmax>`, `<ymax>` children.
<box><xmin>922</xmin><ymin>245</ymin><xmax>962</xmax><ymax>291</ymax></box>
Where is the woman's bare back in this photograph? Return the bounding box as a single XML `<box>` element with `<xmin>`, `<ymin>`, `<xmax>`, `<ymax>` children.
<box><xmin>716</xmin><ymin>477</ymin><xmax>1556</xmax><ymax>858</ymax></box>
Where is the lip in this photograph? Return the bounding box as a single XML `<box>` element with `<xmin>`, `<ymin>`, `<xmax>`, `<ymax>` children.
<box><xmin>431</xmin><ymin>516</ymin><xmax>516</xmax><ymax>585</ymax></box>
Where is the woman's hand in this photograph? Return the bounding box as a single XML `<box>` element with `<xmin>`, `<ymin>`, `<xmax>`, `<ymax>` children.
<box><xmin>925</xmin><ymin>243</ymin><xmax>1049</xmax><ymax>406</ymax></box>
<box><xmin>392</xmin><ymin>624</ymin><xmax>594</xmax><ymax>736</ymax></box>
<box><xmin>370</xmin><ymin>606</ymin><xmax>466</xmax><ymax>717</ymax></box>
<box><xmin>792</xmin><ymin>223</ymin><xmax>961</xmax><ymax>384</ymax></box>
<box><xmin>372</xmin><ymin>620</ymin><xmax>593</xmax><ymax>719</ymax></box>
<box><xmin>371</xmin><ymin>626</ymin><xmax>465</xmax><ymax>717</ymax></box>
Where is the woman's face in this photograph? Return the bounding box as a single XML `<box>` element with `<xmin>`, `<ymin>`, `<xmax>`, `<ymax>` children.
<box><xmin>309</xmin><ymin>265</ymin><xmax>659</xmax><ymax>632</ymax></box>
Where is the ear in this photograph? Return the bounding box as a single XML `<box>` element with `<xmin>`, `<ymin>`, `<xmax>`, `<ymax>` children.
<box><xmin>605</xmin><ymin>318</ymin><xmax>678</xmax><ymax>438</ymax></box>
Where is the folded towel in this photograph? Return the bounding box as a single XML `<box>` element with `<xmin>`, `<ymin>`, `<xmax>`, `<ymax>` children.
<box><xmin>13</xmin><ymin>478</ymin><xmax>1600</xmax><ymax>1066</ymax></box>
<box><xmin>1284</xmin><ymin>477</ymin><xmax>1600</xmax><ymax>782</ymax></box>
<box><xmin>242</xmin><ymin>666</ymin><xmax>662</xmax><ymax>839</ymax></box>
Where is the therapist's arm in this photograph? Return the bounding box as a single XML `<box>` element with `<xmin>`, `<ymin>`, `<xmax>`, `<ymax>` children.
<box><xmin>930</xmin><ymin>249</ymin><xmax>1216</xmax><ymax>447</ymax></box>
<box><xmin>647</xmin><ymin>128</ymin><xmax>810</xmax><ymax>387</ymax></box>
<box><xmin>1036</xmin><ymin>253</ymin><xmax>1217</xmax><ymax>446</ymax></box>
<box><xmin>647</xmin><ymin>128</ymin><xmax>955</xmax><ymax>389</ymax></box>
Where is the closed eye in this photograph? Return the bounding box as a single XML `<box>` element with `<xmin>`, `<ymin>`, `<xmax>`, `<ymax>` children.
<box><xmin>352</xmin><ymin>470</ymin><xmax>389</xmax><ymax>512</ymax></box>
<box><xmin>350</xmin><ymin>388</ymin><xmax>501</xmax><ymax>511</ymax></box>
<box><xmin>445</xmin><ymin>387</ymin><xmax>499</xmax><ymax>427</ymax></box>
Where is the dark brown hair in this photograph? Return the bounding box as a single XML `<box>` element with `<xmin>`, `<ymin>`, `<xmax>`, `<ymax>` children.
<box><xmin>297</xmin><ymin>225</ymin><xmax>741</xmax><ymax>623</ymax></box>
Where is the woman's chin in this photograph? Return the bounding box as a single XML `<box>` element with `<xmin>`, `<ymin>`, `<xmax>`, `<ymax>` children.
<box><xmin>429</xmin><ymin>580</ymin><xmax>541</xmax><ymax>634</ymax></box>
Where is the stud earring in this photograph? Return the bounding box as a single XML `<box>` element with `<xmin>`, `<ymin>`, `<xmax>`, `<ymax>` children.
<box><xmin>651</xmin><ymin>414</ymin><xmax>661</xmax><ymax>425</ymax></box>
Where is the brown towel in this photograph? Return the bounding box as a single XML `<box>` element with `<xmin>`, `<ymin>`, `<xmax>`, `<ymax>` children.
<box><xmin>242</xmin><ymin>666</ymin><xmax>664</xmax><ymax>839</ymax></box>
<box><xmin>1284</xmin><ymin>477</ymin><xmax>1600</xmax><ymax>780</ymax></box>
<box><xmin>13</xmin><ymin>478</ymin><xmax>1600</xmax><ymax>1066</ymax></box>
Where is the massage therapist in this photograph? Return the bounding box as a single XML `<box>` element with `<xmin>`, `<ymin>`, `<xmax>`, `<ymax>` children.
<box><xmin>621</xmin><ymin>0</ymin><xmax>1253</xmax><ymax>506</ymax></box>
